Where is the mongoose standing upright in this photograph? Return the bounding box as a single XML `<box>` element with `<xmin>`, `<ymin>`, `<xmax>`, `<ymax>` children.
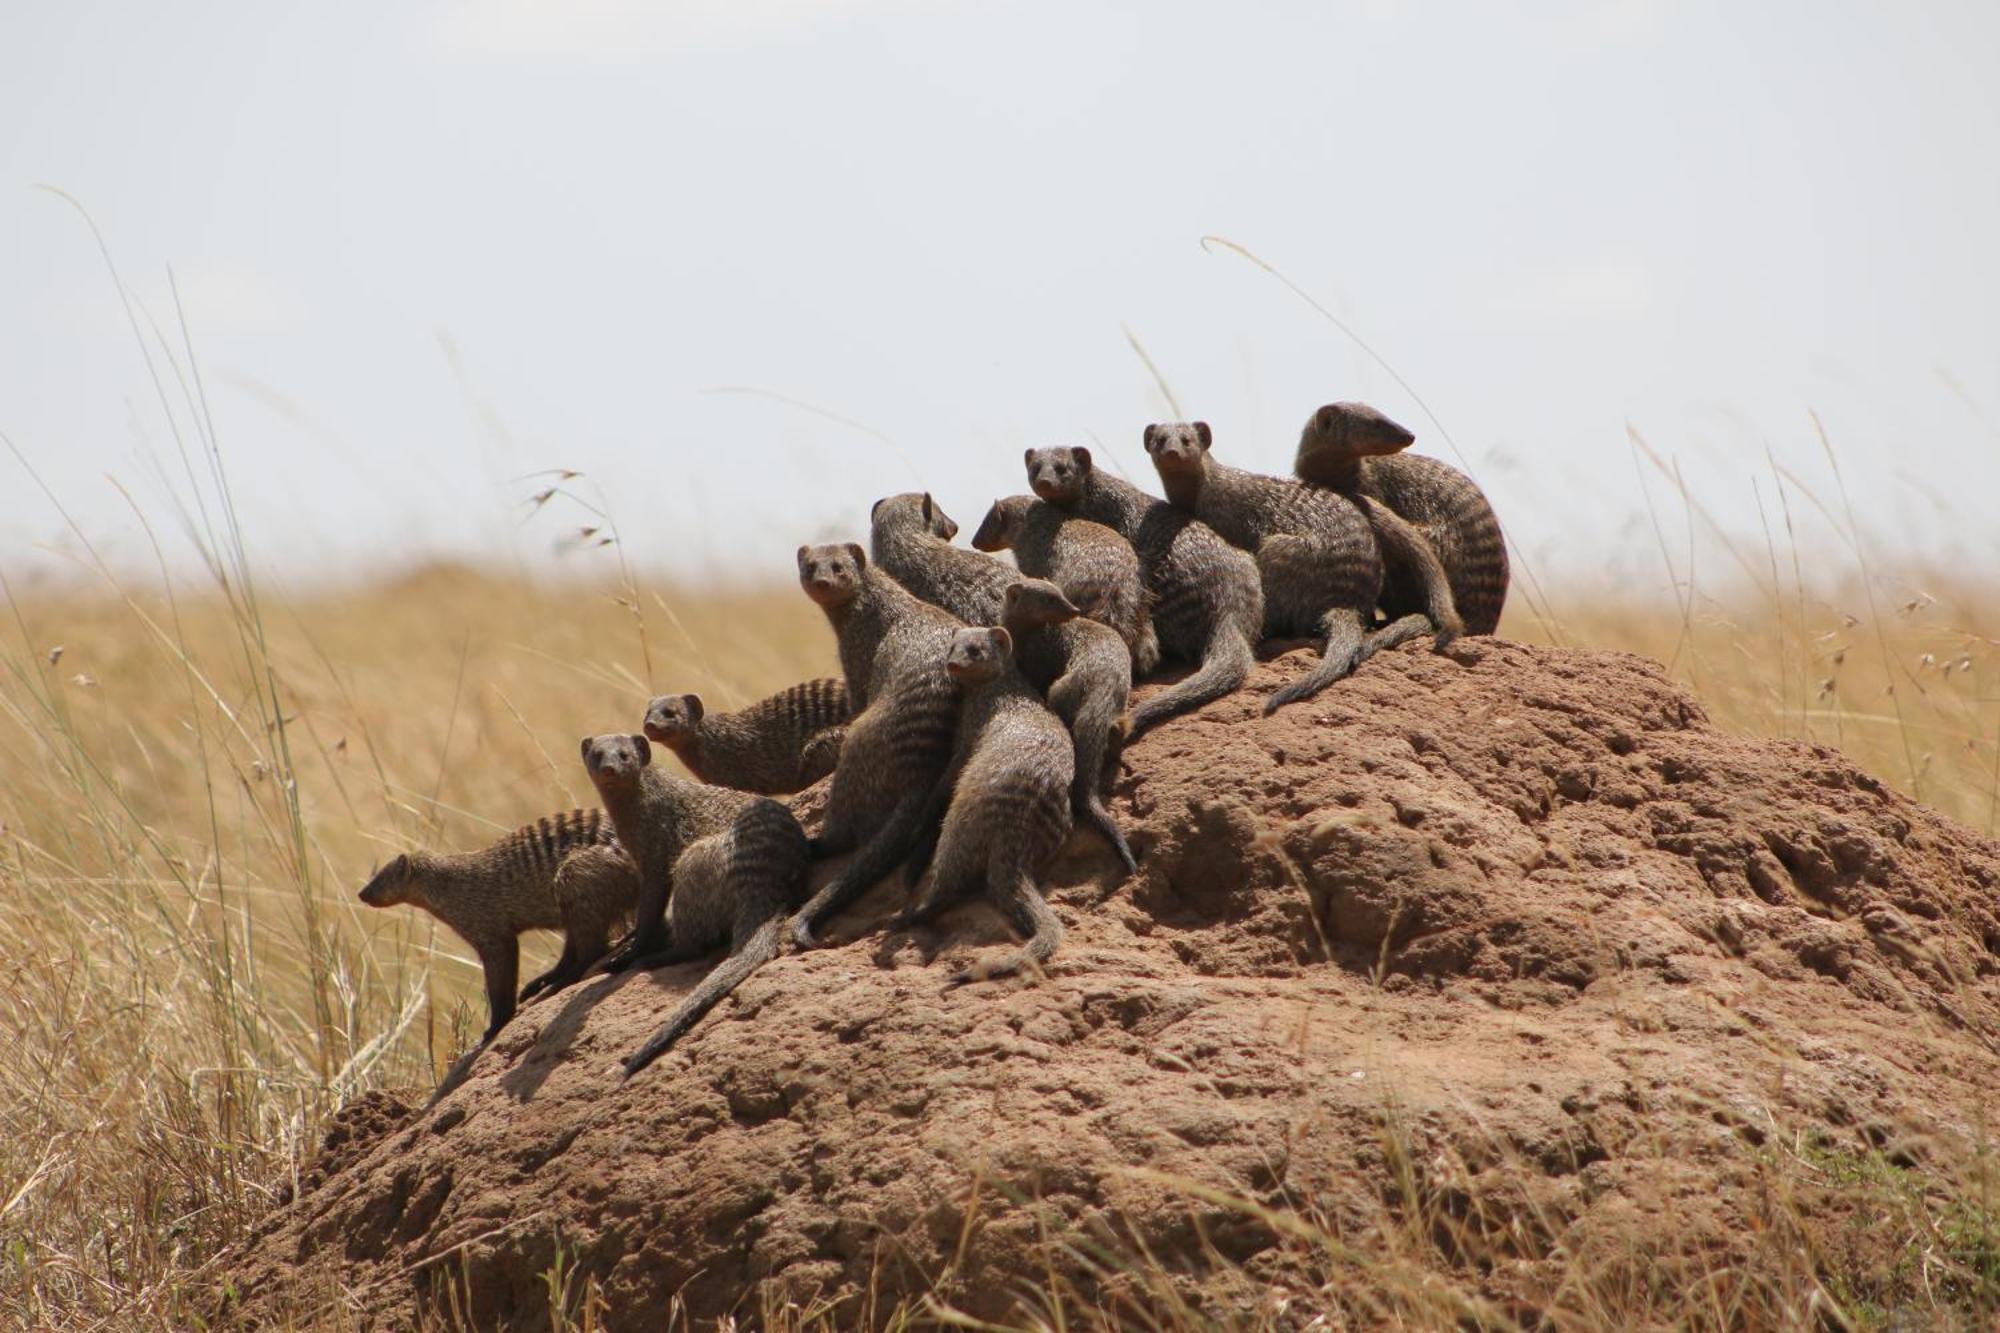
<box><xmin>790</xmin><ymin>542</ymin><xmax>963</xmax><ymax>949</ymax></box>
<box><xmin>1293</xmin><ymin>402</ymin><xmax>1509</xmax><ymax>635</ymax></box>
<box><xmin>888</xmin><ymin>625</ymin><xmax>1074</xmax><ymax>985</ymax></box>
<box><xmin>643</xmin><ymin>678</ymin><xmax>850</xmax><ymax>795</ymax></box>
<box><xmin>356</xmin><ymin>809</ymin><xmax>639</xmax><ymax>1043</ymax></box>
<box><xmin>581</xmin><ymin>733</ymin><xmax>811</xmax><ymax>1076</ymax></box>
<box><xmin>970</xmin><ymin>494</ymin><xmax>1160</xmax><ymax>675</ymax></box>
<box><xmin>869</xmin><ymin>492</ymin><xmax>1017</xmax><ymax>625</ymax></box>
<box><xmin>998</xmin><ymin>578</ymin><xmax>1136</xmax><ymax>875</ymax></box>
<box><xmin>1022</xmin><ymin>447</ymin><xmax>1262</xmax><ymax>736</ymax></box>
<box><xmin>1144</xmin><ymin>421</ymin><xmax>1385</xmax><ymax>712</ymax></box>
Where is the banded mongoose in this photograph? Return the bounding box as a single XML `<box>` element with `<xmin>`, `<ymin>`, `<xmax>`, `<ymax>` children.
<box><xmin>790</xmin><ymin>541</ymin><xmax>963</xmax><ymax>949</ymax></box>
<box><xmin>1022</xmin><ymin>446</ymin><xmax>1262</xmax><ymax>736</ymax></box>
<box><xmin>869</xmin><ymin>491</ymin><xmax>1017</xmax><ymax>625</ymax></box>
<box><xmin>356</xmin><ymin>809</ymin><xmax>639</xmax><ymax>1043</ymax></box>
<box><xmin>643</xmin><ymin>679</ymin><xmax>850</xmax><ymax>795</ymax></box>
<box><xmin>581</xmin><ymin>733</ymin><xmax>812</xmax><ymax>1076</ymax></box>
<box><xmin>1293</xmin><ymin>402</ymin><xmax>1508</xmax><ymax>635</ymax></box>
<box><xmin>1144</xmin><ymin>421</ymin><xmax>1384</xmax><ymax>712</ymax></box>
<box><xmin>970</xmin><ymin>494</ymin><xmax>1161</xmax><ymax>675</ymax></box>
<box><xmin>887</xmin><ymin>625</ymin><xmax>1074</xmax><ymax>986</ymax></box>
<box><xmin>1000</xmin><ymin>577</ymin><xmax>1136</xmax><ymax>876</ymax></box>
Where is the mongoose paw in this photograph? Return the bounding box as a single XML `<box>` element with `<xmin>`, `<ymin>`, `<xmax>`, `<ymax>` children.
<box><xmin>789</xmin><ymin>914</ymin><xmax>822</xmax><ymax>952</ymax></box>
<box><xmin>1432</xmin><ymin>622</ymin><xmax>1465</xmax><ymax>654</ymax></box>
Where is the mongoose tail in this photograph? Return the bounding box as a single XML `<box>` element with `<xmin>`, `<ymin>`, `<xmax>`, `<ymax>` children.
<box><xmin>946</xmin><ymin>864</ymin><xmax>1064</xmax><ymax>987</ymax></box>
<box><xmin>622</xmin><ymin>916</ymin><xmax>786</xmax><ymax>1077</ymax></box>
<box><xmin>1263</xmin><ymin>605</ymin><xmax>1369</xmax><ymax>713</ymax></box>
<box><xmin>1126</xmin><ymin>625</ymin><xmax>1254</xmax><ymax>736</ymax></box>
<box><xmin>790</xmin><ymin>781</ymin><xmax>941</xmax><ymax>950</ymax></box>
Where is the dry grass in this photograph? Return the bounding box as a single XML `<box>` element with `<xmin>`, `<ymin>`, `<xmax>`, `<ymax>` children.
<box><xmin>2</xmin><ymin>537</ymin><xmax>1996</xmax><ymax>1329</ymax></box>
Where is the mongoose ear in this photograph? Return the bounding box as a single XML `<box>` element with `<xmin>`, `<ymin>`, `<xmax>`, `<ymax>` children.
<box><xmin>844</xmin><ymin>541</ymin><xmax>867</xmax><ymax>571</ymax></box>
<box><xmin>1023</xmin><ymin>447</ymin><xmax>1037</xmax><ymax>469</ymax></box>
<box><xmin>1194</xmin><ymin>421</ymin><xmax>1212</xmax><ymax>448</ymax></box>
<box><xmin>796</xmin><ymin>545</ymin><xmax>811</xmax><ymax>571</ymax></box>
<box><xmin>392</xmin><ymin>852</ymin><xmax>410</xmax><ymax>878</ymax></box>
<box><xmin>990</xmin><ymin>627</ymin><xmax>1013</xmax><ymax>658</ymax></box>
<box><xmin>921</xmin><ymin>492</ymin><xmax>934</xmax><ymax>522</ymax></box>
<box><xmin>683</xmin><ymin>694</ymin><xmax>704</xmax><ymax>724</ymax></box>
<box><xmin>1142</xmin><ymin>424</ymin><xmax>1158</xmax><ymax>451</ymax></box>
<box><xmin>631</xmin><ymin>734</ymin><xmax>652</xmax><ymax>765</ymax></box>
<box><xmin>579</xmin><ymin>737</ymin><xmax>594</xmax><ymax>765</ymax></box>
<box><xmin>1074</xmin><ymin>446</ymin><xmax>1092</xmax><ymax>472</ymax></box>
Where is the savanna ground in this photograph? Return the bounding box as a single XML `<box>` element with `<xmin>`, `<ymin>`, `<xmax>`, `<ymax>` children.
<box><xmin>4</xmin><ymin>459</ymin><xmax>1997</xmax><ymax>1330</ymax></box>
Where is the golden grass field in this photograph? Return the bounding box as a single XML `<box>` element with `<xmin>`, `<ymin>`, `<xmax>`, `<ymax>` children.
<box><xmin>2</xmin><ymin>523</ymin><xmax>1996</xmax><ymax>1329</ymax></box>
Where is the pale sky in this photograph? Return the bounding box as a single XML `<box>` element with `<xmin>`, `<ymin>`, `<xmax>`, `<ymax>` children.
<box><xmin>4</xmin><ymin>0</ymin><xmax>1997</xmax><ymax>598</ymax></box>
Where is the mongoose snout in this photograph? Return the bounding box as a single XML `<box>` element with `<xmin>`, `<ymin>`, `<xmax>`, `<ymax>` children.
<box><xmin>357</xmin><ymin>854</ymin><xmax>412</xmax><ymax>907</ymax></box>
<box><xmin>797</xmin><ymin>543</ymin><xmax>866</xmax><ymax>607</ymax></box>
<box><xmin>1143</xmin><ymin>421</ymin><xmax>1210</xmax><ymax>472</ymax></box>
<box><xmin>643</xmin><ymin>695</ymin><xmax>703</xmax><ymax>743</ymax></box>
<box><xmin>1307</xmin><ymin>402</ymin><xmax>1417</xmax><ymax>458</ymax></box>
<box><xmin>582</xmin><ymin>733</ymin><xmax>651</xmax><ymax>782</ymax></box>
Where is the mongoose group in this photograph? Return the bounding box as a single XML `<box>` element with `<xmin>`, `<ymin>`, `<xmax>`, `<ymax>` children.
<box><xmin>360</xmin><ymin>402</ymin><xmax>1507</xmax><ymax>1078</ymax></box>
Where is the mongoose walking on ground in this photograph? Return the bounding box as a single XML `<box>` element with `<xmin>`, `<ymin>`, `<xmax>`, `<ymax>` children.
<box><xmin>887</xmin><ymin>626</ymin><xmax>1074</xmax><ymax>985</ymax></box>
<box><xmin>1144</xmin><ymin>421</ymin><xmax>1386</xmax><ymax>712</ymax></box>
<box><xmin>869</xmin><ymin>491</ymin><xmax>1017</xmax><ymax>625</ymax></box>
<box><xmin>790</xmin><ymin>542</ymin><xmax>963</xmax><ymax>949</ymax></box>
<box><xmin>1293</xmin><ymin>402</ymin><xmax>1509</xmax><ymax>635</ymax></box>
<box><xmin>999</xmin><ymin>577</ymin><xmax>1136</xmax><ymax>876</ymax></box>
<box><xmin>970</xmin><ymin>494</ymin><xmax>1161</xmax><ymax>675</ymax></box>
<box><xmin>356</xmin><ymin>809</ymin><xmax>639</xmax><ymax>1043</ymax></box>
<box><xmin>581</xmin><ymin>733</ymin><xmax>812</xmax><ymax>1076</ymax></box>
<box><xmin>1022</xmin><ymin>447</ymin><xmax>1262</xmax><ymax>736</ymax></box>
<box><xmin>643</xmin><ymin>679</ymin><xmax>850</xmax><ymax>795</ymax></box>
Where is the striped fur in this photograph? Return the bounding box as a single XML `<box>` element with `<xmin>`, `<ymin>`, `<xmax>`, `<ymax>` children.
<box><xmin>888</xmin><ymin>626</ymin><xmax>1075</xmax><ymax>985</ymax></box>
<box><xmin>1293</xmin><ymin>403</ymin><xmax>1509</xmax><ymax>635</ymax></box>
<box><xmin>972</xmin><ymin>495</ymin><xmax>1160</xmax><ymax>676</ymax></box>
<box><xmin>354</xmin><ymin>807</ymin><xmax>636</xmax><ymax>1042</ymax></box>
<box><xmin>645</xmin><ymin>678</ymin><xmax>851</xmax><ymax>794</ymax></box>
<box><xmin>792</xmin><ymin>543</ymin><xmax>965</xmax><ymax>948</ymax></box>
<box><xmin>870</xmin><ymin>492</ymin><xmax>1018</xmax><ymax>626</ymax></box>
<box><xmin>1023</xmin><ymin>447</ymin><xmax>1262</xmax><ymax>737</ymax></box>
<box><xmin>1145</xmin><ymin>422</ymin><xmax>1385</xmax><ymax>712</ymax></box>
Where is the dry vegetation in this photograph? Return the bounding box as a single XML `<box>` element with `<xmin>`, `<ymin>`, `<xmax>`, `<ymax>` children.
<box><xmin>2</xmin><ymin>501</ymin><xmax>1996</xmax><ymax>1329</ymax></box>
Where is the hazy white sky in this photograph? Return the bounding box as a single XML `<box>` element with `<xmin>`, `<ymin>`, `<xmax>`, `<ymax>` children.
<box><xmin>4</xmin><ymin>0</ymin><xmax>1997</xmax><ymax>596</ymax></box>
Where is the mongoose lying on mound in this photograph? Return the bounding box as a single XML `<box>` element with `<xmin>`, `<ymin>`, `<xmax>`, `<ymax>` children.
<box><xmin>790</xmin><ymin>542</ymin><xmax>963</xmax><ymax>949</ymax></box>
<box><xmin>643</xmin><ymin>679</ymin><xmax>850</xmax><ymax>795</ymax></box>
<box><xmin>1023</xmin><ymin>447</ymin><xmax>1262</xmax><ymax>737</ymax></box>
<box><xmin>581</xmin><ymin>733</ymin><xmax>811</xmax><ymax>1077</ymax></box>
<box><xmin>356</xmin><ymin>809</ymin><xmax>638</xmax><ymax>1043</ymax></box>
<box><xmin>1000</xmin><ymin>578</ymin><xmax>1136</xmax><ymax>876</ymax></box>
<box><xmin>869</xmin><ymin>491</ymin><xmax>1017</xmax><ymax>625</ymax></box>
<box><xmin>971</xmin><ymin>494</ymin><xmax>1160</xmax><ymax>675</ymax></box>
<box><xmin>887</xmin><ymin>625</ymin><xmax>1074</xmax><ymax>985</ymax></box>
<box><xmin>1294</xmin><ymin>402</ymin><xmax>1508</xmax><ymax>635</ymax></box>
<box><xmin>1145</xmin><ymin>421</ymin><xmax>1384</xmax><ymax>712</ymax></box>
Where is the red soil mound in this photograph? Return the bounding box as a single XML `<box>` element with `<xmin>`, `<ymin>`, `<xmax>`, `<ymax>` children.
<box><xmin>222</xmin><ymin>640</ymin><xmax>2000</xmax><ymax>1328</ymax></box>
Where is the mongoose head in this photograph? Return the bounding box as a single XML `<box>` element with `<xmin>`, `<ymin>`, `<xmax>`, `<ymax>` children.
<box><xmin>945</xmin><ymin>626</ymin><xmax>1014</xmax><ymax>685</ymax></box>
<box><xmin>358</xmin><ymin>852</ymin><xmax>422</xmax><ymax>908</ymax></box>
<box><xmin>642</xmin><ymin>694</ymin><xmax>704</xmax><ymax>746</ymax></box>
<box><xmin>870</xmin><ymin>492</ymin><xmax>959</xmax><ymax>542</ymax></box>
<box><xmin>1142</xmin><ymin>422</ymin><xmax>1212</xmax><ymax>480</ymax></box>
<box><xmin>970</xmin><ymin>495</ymin><xmax>1034</xmax><ymax>552</ymax></box>
<box><xmin>797</xmin><ymin>542</ymin><xmax>868</xmax><ymax>608</ymax></box>
<box><xmin>1024</xmin><ymin>447</ymin><xmax>1091</xmax><ymax>506</ymax></box>
<box><xmin>1299</xmin><ymin>402</ymin><xmax>1416</xmax><ymax>461</ymax></box>
<box><xmin>1001</xmin><ymin>578</ymin><xmax>1082</xmax><ymax>630</ymax></box>
<box><xmin>580</xmin><ymin>732</ymin><xmax>653</xmax><ymax>790</ymax></box>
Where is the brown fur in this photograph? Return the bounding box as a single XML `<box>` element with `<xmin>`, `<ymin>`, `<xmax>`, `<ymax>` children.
<box><xmin>643</xmin><ymin>679</ymin><xmax>849</xmax><ymax>795</ymax></box>
<box><xmin>971</xmin><ymin>494</ymin><xmax>1160</xmax><ymax>675</ymax></box>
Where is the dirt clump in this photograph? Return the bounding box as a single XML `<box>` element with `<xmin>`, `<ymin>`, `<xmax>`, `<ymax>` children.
<box><xmin>221</xmin><ymin>640</ymin><xmax>2000</xmax><ymax>1328</ymax></box>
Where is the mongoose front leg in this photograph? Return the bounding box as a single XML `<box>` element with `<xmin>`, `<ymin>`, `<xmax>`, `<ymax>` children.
<box><xmin>899</xmin><ymin>766</ymin><xmax>962</xmax><ymax>889</ymax></box>
<box><xmin>1363</xmin><ymin>501</ymin><xmax>1463</xmax><ymax>652</ymax></box>
<box><xmin>477</xmin><ymin>937</ymin><xmax>520</xmax><ymax>1043</ymax></box>
<box><xmin>600</xmin><ymin>867</ymin><xmax>673</xmax><ymax>974</ymax></box>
